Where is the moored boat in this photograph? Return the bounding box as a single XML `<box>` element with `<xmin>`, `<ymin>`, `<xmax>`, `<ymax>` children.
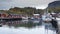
<box><xmin>56</xmin><ymin>17</ymin><xmax>60</xmax><ymax>21</ymax></box>
<box><xmin>42</xmin><ymin>13</ymin><xmax>52</xmax><ymax>23</ymax></box>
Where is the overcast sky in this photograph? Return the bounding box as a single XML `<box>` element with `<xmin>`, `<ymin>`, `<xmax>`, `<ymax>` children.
<box><xmin>0</xmin><ymin>0</ymin><xmax>57</xmax><ymax>10</ymax></box>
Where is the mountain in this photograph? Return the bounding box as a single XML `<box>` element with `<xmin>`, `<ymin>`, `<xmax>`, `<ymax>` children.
<box><xmin>0</xmin><ymin>7</ymin><xmax>44</xmax><ymax>16</ymax></box>
<box><xmin>48</xmin><ymin>1</ymin><xmax>60</xmax><ymax>8</ymax></box>
<box><xmin>47</xmin><ymin>1</ymin><xmax>60</xmax><ymax>13</ymax></box>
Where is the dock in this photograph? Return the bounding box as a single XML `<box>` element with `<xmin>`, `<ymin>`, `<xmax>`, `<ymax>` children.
<box><xmin>0</xmin><ymin>17</ymin><xmax>22</xmax><ymax>21</ymax></box>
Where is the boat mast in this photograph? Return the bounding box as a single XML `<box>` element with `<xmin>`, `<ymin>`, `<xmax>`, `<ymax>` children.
<box><xmin>46</xmin><ymin>8</ymin><xmax>48</xmax><ymax>14</ymax></box>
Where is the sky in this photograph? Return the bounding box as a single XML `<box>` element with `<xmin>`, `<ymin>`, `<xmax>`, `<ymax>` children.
<box><xmin>0</xmin><ymin>0</ymin><xmax>57</xmax><ymax>10</ymax></box>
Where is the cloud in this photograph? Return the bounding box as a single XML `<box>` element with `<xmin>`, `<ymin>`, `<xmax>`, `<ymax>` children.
<box><xmin>0</xmin><ymin>0</ymin><xmax>56</xmax><ymax>10</ymax></box>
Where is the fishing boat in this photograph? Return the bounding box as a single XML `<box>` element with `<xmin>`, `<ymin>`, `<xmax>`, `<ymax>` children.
<box><xmin>56</xmin><ymin>14</ymin><xmax>60</xmax><ymax>21</ymax></box>
<box><xmin>22</xmin><ymin>17</ymin><xmax>28</xmax><ymax>20</ymax></box>
<box><xmin>42</xmin><ymin>14</ymin><xmax>52</xmax><ymax>23</ymax></box>
<box><xmin>56</xmin><ymin>17</ymin><xmax>60</xmax><ymax>21</ymax></box>
<box><xmin>42</xmin><ymin>9</ymin><xmax>52</xmax><ymax>23</ymax></box>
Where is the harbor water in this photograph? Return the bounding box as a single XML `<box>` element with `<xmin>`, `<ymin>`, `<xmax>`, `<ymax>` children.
<box><xmin>0</xmin><ymin>20</ymin><xmax>57</xmax><ymax>34</ymax></box>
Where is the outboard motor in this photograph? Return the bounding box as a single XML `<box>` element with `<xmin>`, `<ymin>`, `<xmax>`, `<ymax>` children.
<box><xmin>50</xmin><ymin>19</ymin><xmax>58</xmax><ymax>33</ymax></box>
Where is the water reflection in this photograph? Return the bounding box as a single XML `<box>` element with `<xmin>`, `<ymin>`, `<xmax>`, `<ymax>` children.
<box><xmin>0</xmin><ymin>20</ymin><xmax>56</xmax><ymax>34</ymax></box>
<box><xmin>0</xmin><ymin>20</ymin><xmax>42</xmax><ymax>28</ymax></box>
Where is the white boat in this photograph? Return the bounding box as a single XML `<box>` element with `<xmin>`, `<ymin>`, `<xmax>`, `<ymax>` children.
<box><xmin>42</xmin><ymin>9</ymin><xmax>52</xmax><ymax>22</ymax></box>
<box><xmin>22</xmin><ymin>17</ymin><xmax>28</xmax><ymax>20</ymax></box>
<box><xmin>42</xmin><ymin>9</ymin><xmax>53</xmax><ymax>22</ymax></box>
<box><xmin>42</xmin><ymin>13</ymin><xmax>52</xmax><ymax>22</ymax></box>
<box><xmin>56</xmin><ymin>14</ymin><xmax>60</xmax><ymax>21</ymax></box>
<box><xmin>56</xmin><ymin>17</ymin><xmax>60</xmax><ymax>21</ymax></box>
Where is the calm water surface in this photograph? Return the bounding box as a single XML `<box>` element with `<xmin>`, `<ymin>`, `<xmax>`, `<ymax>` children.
<box><xmin>0</xmin><ymin>20</ymin><xmax>56</xmax><ymax>34</ymax></box>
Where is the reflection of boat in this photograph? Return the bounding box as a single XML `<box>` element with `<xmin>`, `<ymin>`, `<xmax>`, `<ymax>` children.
<box><xmin>33</xmin><ymin>20</ymin><xmax>40</xmax><ymax>23</ymax></box>
<box><xmin>30</xmin><ymin>17</ymin><xmax>34</xmax><ymax>20</ymax></box>
<box><xmin>22</xmin><ymin>20</ymin><xmax>29</xmax><ymax>23</ymax></box>
<box><xmin>29</xmin><ymin>17</ymin><xmax>41</xmax><ymax>20</ymax></box>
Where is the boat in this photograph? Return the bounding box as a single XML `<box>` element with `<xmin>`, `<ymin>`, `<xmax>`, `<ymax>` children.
<box><xmin>42</xmin><ymin>9</ymin><xmax>52</xmax><ymax>23</ymax></box>
<box><xmin>0</xmin><ymin>23</ymin><xmax>2</xmax><ymax>27</ymax></box>
<box><xmin>56</xmin><ymin>14</ymin><xmax>60</xmax><ymax>21</ymax></box>
<box><xmin>56</xmin><ymin>17</ymin><xmax>60</xmax><ymax>21</ymax></box>
<box><xmin>42</xmin><ymin>14</ymin><xmax>52</xmax><ymax>23</ymax></box>
<box><xmin>22</xmin><ymin>17</ymin><xmax>28</xmax><ymax>20</ymax></box>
